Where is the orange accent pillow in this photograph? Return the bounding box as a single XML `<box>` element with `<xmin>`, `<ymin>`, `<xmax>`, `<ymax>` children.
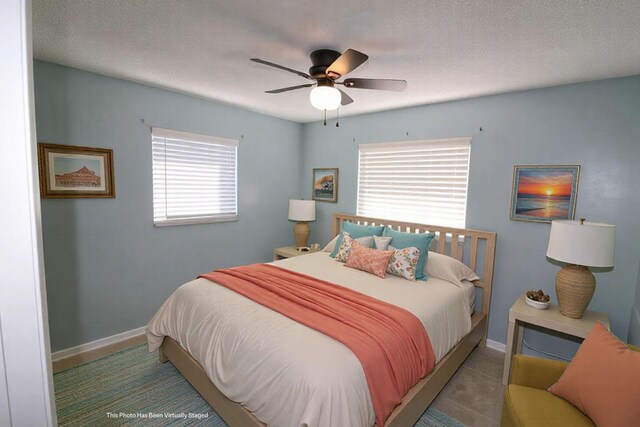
<box><xmin>345</xmin><ymin>241</ymin><xmax>394</xmax><ymax>278</ymax></box>
<box><xmin>548</xmin><ymin>322</ymin><xmax>640</xmax><ymax>427</ymax></box>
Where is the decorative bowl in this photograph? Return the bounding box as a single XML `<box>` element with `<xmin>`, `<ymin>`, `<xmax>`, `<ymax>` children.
<box><xmin>525</xmin><ymin>295</ymin><xmax>550</xmax><ymax>310</ymax></box>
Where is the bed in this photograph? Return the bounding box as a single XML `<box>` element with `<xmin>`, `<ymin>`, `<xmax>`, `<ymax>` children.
<box><xmin>147</xmin><ymin>213</ymin><xmax>496</xmax><ymax>427</ymax></box>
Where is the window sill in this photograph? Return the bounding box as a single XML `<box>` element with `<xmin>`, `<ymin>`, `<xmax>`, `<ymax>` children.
<box><xmin>153</xmin><ymin>215</ymin><xmax>238</xmax><ymax>227</ymax></box>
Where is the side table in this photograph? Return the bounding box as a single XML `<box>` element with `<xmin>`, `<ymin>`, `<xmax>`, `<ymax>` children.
<box><xmin>502</xmin><ymin>294</ymin><xmax>609</xmax><ymax>385</ymax></box>
<box><xmin>273</xmin><ymin>245</ymin><xmax>319</xmax><ymax>261</ymax></box>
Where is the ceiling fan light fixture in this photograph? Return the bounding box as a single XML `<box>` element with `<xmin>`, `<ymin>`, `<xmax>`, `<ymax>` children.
<box><xmin>254</xmin><ymin>48</ymin><xmax>407</xmax><ymax>115</ymax></box>
<box><xmin>309</xmin><ymin>86</ymin><xmax>341</xmax><ymax>111</ymax></box>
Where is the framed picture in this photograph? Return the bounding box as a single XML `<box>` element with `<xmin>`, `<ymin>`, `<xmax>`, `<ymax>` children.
<box><xmin>510</xmin><ymin>165</ymin><xmax>580</xmax><ymax>223</ymax></box>
<box><xmin>38</xmin><ymin>143</ymin><xmax>115</xmax><ymax>198</ymax></box>
<box><xmin>312</xmin><ymin>168</ymin><xmax>338</xmax><ymax>203</ymax></box>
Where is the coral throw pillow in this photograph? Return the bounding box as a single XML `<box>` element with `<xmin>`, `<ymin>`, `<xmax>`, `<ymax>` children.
<box><xmin>548</xmin><ymin>322</ymin><xmax>640</xmax><ymax>427</ymax></box>
<box><xmin>345</xmin><ymin>241</ymin><xmax>394</xmax><ymax>278</ymax></box>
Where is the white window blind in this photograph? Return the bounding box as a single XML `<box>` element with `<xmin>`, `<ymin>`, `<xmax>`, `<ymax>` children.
<box><xmin>357</xmin><ymin>137</ymin><xmax>471</xmax><ymax>228</ymax></box>
<box><xmin>152</xmin><ymin>127</ymin><xmax>238</xmax><ymax>226</ymax></box>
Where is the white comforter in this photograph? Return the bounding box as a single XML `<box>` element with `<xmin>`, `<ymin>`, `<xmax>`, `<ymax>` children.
<box><xmin>147</xmin><ymin>252</ymin><xmax>472</xmax><ymax>427</ymax></box>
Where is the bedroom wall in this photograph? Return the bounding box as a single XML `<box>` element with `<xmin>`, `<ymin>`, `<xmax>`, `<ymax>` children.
<box><xmin>34</xmin><ymin>61</ymin><xmax>303</xmax><ymax>352</ymax></box>
<box><xmin>301</xmin><ymin>75</ymin><xmax>640</xmax><ymax>356</ymax></box>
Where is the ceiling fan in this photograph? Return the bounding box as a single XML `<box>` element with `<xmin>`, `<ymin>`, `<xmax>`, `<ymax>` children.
<box><xmin>251</xmin><ymin>49</ymin><xmax>407</xmax><ymax>112</ymax></box>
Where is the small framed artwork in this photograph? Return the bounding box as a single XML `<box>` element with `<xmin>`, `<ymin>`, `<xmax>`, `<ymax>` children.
<box><xmin>312</xmin><ymin>168</ymin><xmax>338</xmax><ymax>203</ymax></box>
<box><xmin>38</xmin><ymin>143</ymin><xmax>115</xmax><ymax>198</ymax></box>
<box><xmin>510</xmin><ymin>165</ymin><xmax>580</xmax><ymax>223</ymax></box>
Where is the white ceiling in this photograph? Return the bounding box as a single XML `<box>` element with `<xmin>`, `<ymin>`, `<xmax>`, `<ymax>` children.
<box><xmin>32</xmin><ymin>1</ymin><xmax>640</xmax><ymax>123</ymax></box>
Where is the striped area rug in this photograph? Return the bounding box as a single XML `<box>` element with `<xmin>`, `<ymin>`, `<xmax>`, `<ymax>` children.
<box><xmin>54</xmin><ymin>344</ymin><xmax>465</xmax><ymax>427</ymax></box>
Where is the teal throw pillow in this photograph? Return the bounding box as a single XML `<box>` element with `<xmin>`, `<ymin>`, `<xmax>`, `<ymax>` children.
<box><xmin>383</xmin><ymin>227</ymin><xmax>436</xmax><ymax>280</ymax></box>
<box><xmin>330</xmin><ymin>222</ymin><xmax>385</xmax><ymax>258</ymax></box>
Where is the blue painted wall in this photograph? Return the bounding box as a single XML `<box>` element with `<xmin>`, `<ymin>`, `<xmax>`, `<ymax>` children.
<box><xmin>34</xmin><ymin>61</ymin><xmax>303</xmax><ymax>351</ymax></box>
<box><xmin>35</xmin><ymin>60</ymin><xmax>640</xmax><ymax>354</ymax></box>
<box><xmin>301</xmin><ymin>76</ymin><xmax>640</xmax><ymax>355</ymax></box>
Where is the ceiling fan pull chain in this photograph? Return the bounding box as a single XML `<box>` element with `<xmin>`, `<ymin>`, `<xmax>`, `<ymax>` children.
<box><xmin>336</xmin><ymin>108</ymin><xmax>340</xmax><ymax>127</ymax></box>
<box><xmin>323</xmin><ymin>109</ymin><xmax>327</xmax><ymax>126</ymax></box>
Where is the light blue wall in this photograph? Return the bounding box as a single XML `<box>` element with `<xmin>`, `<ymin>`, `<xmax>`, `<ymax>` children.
<box><xmin>34</xmin><ymin>61</ymin><xmax>303</xmax><ymax>351</ymax></box>
<box><xmin>301</xmin><ymin>76</ymin><xmax>640</xmax><ymax>354</ymax></box>
<box><xmin>35</xmin><ymin>60</ymin><xmax>640</xmax><ymax>354</ymax></box>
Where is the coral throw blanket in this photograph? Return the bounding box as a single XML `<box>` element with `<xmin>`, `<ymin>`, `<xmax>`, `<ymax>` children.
<box><xmin>199</xmin><ymin>263</ymin><xmax>435</xmax><ymax>426</ymax></box>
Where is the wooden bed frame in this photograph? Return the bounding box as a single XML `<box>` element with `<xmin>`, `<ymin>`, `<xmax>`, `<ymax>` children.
<box><xmin>159</xmin><ymin>213</ymin><xmax>497</xmax><ymax>427</ymax></box>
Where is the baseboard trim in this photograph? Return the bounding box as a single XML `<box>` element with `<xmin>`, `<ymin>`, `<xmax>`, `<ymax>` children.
<box><xmin>51</xmin><ymin>326</ymin><xmax>147</xmax><ymax>372</ymax></box>
<box><xmin>486</xmin><ymin>339</ymin><xmax>506</xmax><ymax>353</ymax></box>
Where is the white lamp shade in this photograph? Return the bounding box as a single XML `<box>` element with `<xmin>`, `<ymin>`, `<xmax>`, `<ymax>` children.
<box><xmin>309</xmin><ymin>86</ymin><xmax>341</xmax><ymax>111</ymax></box>
<box><xmin>546</xmin><ymin>220</ymin><xmax>616</xmax><ymax>267</ymax></box>
<box><xmin>288</xmin><ymin>200</ymin><xmax>316</xmax><ymax>221</ymax></box>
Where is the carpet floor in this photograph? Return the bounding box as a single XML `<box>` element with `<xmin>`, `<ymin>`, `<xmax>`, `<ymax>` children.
<box><xmin>54</xmin><ymin>344</ymin><xmax>465</xmax><ymax>426</ymax></box>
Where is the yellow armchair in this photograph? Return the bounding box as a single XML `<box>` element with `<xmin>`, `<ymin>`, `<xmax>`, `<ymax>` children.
<box><xmin>502</xmin><ymin>343</ymin><xmax>640</xmax><ymax>427</ymax></box>
<box><xmin>501</xmin><ymin>355</ymin><xmax>594</xmax><ymax>427</ymax></box>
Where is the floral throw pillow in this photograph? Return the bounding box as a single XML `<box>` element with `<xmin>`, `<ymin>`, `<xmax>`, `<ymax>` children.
<box><xmin>387</xmin><ymin>246</ymin><xmax>420</xmax><ymax>281</ymax></box>
<box><xmin>345</xmin><ymin>241</ymin><xmax>395</xmax><ymax>278</ymax></box>
<box><xmin>334</xmin><ymin>232</ymin><xmax>374</xmax><ymax>263</ymax></box>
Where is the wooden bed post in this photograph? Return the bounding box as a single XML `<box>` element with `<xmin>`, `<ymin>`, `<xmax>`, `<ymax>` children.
<box><xmin>332</xmin><ymin>215</ymin><xmax>342</xmax><ymax>237</ymax></box>
<box><xmin>479</xmin><ymin>235</ymin><xmax>496</xmax><ymax>348</ymax></box>
<box><xmin>159</xmin><ymin>347</ymin><xmax>168</xmax><ymax>363</ymax></box>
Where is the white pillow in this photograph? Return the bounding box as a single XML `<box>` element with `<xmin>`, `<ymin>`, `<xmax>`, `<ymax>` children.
<box><xmin>373</xmin><ymin>235</ymin><xmax>393</xmax><ymax>251</ymax></box>
<box><xmin>425</xmin><ymin>251</ymin><xmax>479</xmax><ymax>288</ymax></box>
<box><xmin>323</xmin><ymin>234</ymin><xmax>376</xmax><ymax>254</ymax></box>
<box><xmin>322</xmin><ymin>235</ymin><xmax>339</xmax><ymax>252</ymax></box>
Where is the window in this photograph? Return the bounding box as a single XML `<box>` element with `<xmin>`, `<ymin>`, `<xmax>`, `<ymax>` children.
<box><xmin>152</xmin><ymin>127</ymin><xmax>238</xmax><ymax>226</ymax></box>
<box><xmin>357</xmin><ymin>137</ymin><xmax>471</xmax><ymax>228</ymax></box>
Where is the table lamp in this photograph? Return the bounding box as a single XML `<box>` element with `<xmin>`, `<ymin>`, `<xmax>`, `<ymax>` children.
<box><xmin>288</xmin><ymin>200</ymin><xmax>316</xmax><ymax>249</ymax></box>
<box><xmin>546</xmin><ymin>219</ymin><xmax>616</xmax><ymax>319</ymax></box>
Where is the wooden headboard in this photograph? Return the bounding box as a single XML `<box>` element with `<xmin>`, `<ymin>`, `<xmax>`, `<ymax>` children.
<box><xmin>332</xmin><ymin>213</ymin><xmax>497</xmax><ymax>319</ymax></box>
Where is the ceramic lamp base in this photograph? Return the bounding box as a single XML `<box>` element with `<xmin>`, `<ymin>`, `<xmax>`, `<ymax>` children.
<box><xmin>555</xmin><ymin>264</ymin><xmax>595</xmax><ymax>319</ymax></box>
<box><xmin>294</xmin><ymin>221</ymin><xmax>310</xmax><ymax>249</ymax></box>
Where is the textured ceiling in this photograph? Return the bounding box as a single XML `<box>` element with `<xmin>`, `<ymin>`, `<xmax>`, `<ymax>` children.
<box><xmin>32</xmin><ymin>1</ymin><xmax>640</xmax><ymax>123</ymax></box>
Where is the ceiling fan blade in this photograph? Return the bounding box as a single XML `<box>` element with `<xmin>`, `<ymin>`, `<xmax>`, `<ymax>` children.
<box><xmin>265</xmin><ymin>83</ymin><xmax>315</xmax><ymax>94</ymax></box>
<box><xmin>326</xmin><ymin>49</ymin><xmax>369</xmax><ymax>77</ymax></box>
<box><xmin>338</xmin><ymin>89</ymin><xmax>354</xmax><ymax>106</ymax></box>
<box><xmin>251</xmin><ymin>58</ymin><xmax>315</xmax><ymax>81</ymax></box>
<box><xmin>342</xmin><ymin>78</ymin><xmax>407</xmax><ymax>91</ymax></box>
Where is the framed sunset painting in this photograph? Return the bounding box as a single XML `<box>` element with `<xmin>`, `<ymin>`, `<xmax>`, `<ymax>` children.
<box><xmin>510</xmin><ymin>165</ymin><xmax>580</xmax><ymax>223</ymax></box>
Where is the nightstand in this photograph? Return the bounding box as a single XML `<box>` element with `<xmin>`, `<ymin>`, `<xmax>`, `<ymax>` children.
<box><xmin>273</xmin><ymin>245</ymin><xmax>319</xmax><ymax>261</ymax></box>
<box><xmin>502</xmin><ymin>293</ymin><xmax>610</xmax><ymax>385</ymax></box>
